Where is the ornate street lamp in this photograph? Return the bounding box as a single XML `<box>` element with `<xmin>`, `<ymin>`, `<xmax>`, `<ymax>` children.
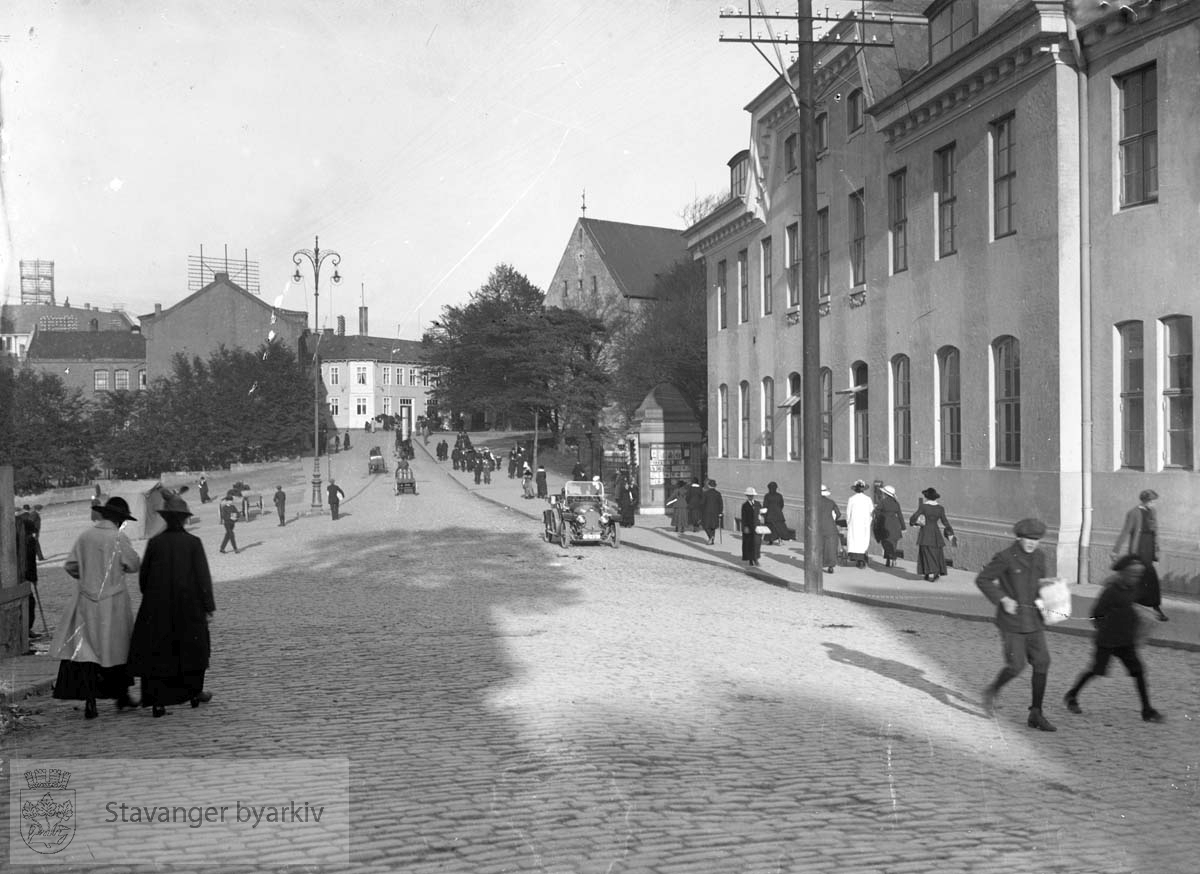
<box><xmin>293</xmin><ymin>236</ymin><xmax>341</xmax><ymax>508</ymax></box>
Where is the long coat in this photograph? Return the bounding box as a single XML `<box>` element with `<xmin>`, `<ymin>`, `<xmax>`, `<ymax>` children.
<box><xmin>874</xmin><ymin>494</ymin><xmax>906</xmax><ymax>552</ymax></box>
<box><xmin>128</xmin><ymin>528</ymin><xmax>216</xmax><ymax>680</ymax></box>
<box><xmin>701</xmin><ymin>487</ymin><xmax>724</xmax><ymax>532</ymax></box>
<box><xmin>845</xmin><ymin>492</ymin><xmax>874</xmax><ymax>555</ymax></box>
<box><xmin>50</xmin><ymin>520</ymin><xmax>141</xmax><ymax>667</ymax></box>
<box><xmin>762</xmin><ymin>490</ymin><xmax>787</xmax><ymax>540</ymax></box>
<box><xmin>818</xmin><ymin>495</ymin><xmax>842</xmax><ymax>567</ymax></box>
<box><xmin>740</xmin><ymin>499</ymin><xmax>763</xmax><ymax>561</ymax></box>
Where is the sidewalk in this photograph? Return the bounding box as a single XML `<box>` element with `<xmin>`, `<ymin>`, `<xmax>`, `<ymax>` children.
<box><xmin>436</xmin><ymin>449</ymin><xmax>1200</xmax><ymax>656</ymax></box>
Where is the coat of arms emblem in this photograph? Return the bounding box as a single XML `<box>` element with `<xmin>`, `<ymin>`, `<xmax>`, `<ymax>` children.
<box><xmin>20</xmin><ymin>767</ymin><xmax>75</xmax><ymax>854</ymax></box>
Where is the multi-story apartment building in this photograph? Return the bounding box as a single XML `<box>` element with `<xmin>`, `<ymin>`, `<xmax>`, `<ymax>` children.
<box><xmin>313</xmin><ymin>333</ymin><xmax>433</xmax><ymax>438</ymax></box>
<box><xmin>686</xmin><ymin>0</ymin><xmax>1198</xmax><ymax>590</ymax></box>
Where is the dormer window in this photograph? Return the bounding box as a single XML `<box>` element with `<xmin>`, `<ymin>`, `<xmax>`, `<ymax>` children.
<box><xmin>929</xmin><ymin>0</ymin><xmax>977</xmax><ymax>64</ymax></box>
<box><xmin>847</xmin><ymin>90</ymin><xmax>865</xmax><ymax>134</ymax></box>
<box><xmin>784</xmin><ymin>133</ymin><xmax>798</xmax><ymax>174</ymax></box>
<box><xmin>728</xmin><ymin>149</ymin><xmax>750</xmax><ymax>199</ymax></box>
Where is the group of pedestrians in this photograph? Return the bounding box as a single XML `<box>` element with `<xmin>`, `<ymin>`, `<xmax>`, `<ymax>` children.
<box><xmin>50</xmin><ymin>493</ymin><xmax>214</xmax><ymax>720</ymax></box>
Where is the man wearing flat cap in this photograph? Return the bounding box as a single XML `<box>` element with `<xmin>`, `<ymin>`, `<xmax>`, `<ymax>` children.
<box><xmin>977</xmin><ymin>517</ymin><xmax>1057</xmax><ymax>731</ymax></box>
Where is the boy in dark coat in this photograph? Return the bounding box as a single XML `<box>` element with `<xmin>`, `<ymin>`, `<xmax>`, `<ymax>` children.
<box><xmin>1063</xmin><ymin>556</ymin><xmax>1164</xmax><ymax>723</ymax></box>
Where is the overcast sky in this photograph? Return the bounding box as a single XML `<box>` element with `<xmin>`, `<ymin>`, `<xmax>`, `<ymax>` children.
<box><xmin>0</xmin><ymin>1</ymin><xmax>832</xmax><ymax>340</ymax></box>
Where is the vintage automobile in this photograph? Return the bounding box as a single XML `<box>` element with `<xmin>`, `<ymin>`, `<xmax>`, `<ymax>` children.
<box><xmin>368</xmin><ymin>446</ymin><xmax>387</xmax><ymax>474</ymax></box>
<box><xmin>542</xmin><ymin>480</ymin><xmax>619</xmax><ymax>548</ymax></box>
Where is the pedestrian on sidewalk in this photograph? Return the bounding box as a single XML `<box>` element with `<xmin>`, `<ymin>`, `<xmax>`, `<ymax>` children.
<box><xmin>327</xmin><ymin>479</ymin><xmax>345</xmax><ymax>520</ymax></box>
<box><xmin>845</xmin><ymin>480</ymin><xmax>874</xmax><ymax>569</ymax></box>
<box><xmin>49</xmin><ymin>497</ymin><xmax>141</xmax><ymax>719</ymax></box>
<box><xmin>910</xmin><ymin>487</ymin><xmax>955</xmax><ymax>582</ymax></box>
<box><xmin>127</xmin><ymin>491</ymin><xmax>215</xmax><ymax>718</ymax></box>
<box><xmin>740</xmin><ymin>487</ymin><xmax>763</xmax><ymax>567</ymax></box>
<box><xmin>616</xmin><ymin>472</ymin><xmax>638</xmax><ymax>528</ymax></box>
<box><xmin>670</xmin><ymin>480</ymin><xmax>689</xmax><ymax>535</ymax></box>
<box><xmin>535</xmin><ymin>465</ymin><xmax>548</xmax><ymax>499</ymax></box>
<box><xmin>1111</xmin><ymin>489</ymin><xmax>1168</xmax><ymax>622</ymax></box>
<box><xmin>25</xmin><ymin>503</ymin><xmax>45</xmax><ymax>560</ymax></box>
<box><xmin>874</xmin><ymin>485</ymin><xmax>907</xmax><ymax>568</ymax></box>
<box><xmin>218</xmin><ymin>493</ymin><xmax>240</xmax><ymax>554</ymax></box>
<box><xmin>1063</xmin><ymin>556</ymin><xmax>1165</xmax><ymax>724</ymax></box>
<box><xmin>198</xmin><ymin>475</ymin><xmax>211</xmax><ymax>504</ymax></box>
<box><xmin>273</xmin><ymin>485</ymin><xmax>287</xmax><ymax>526</ymax></box>
<box><xmin>521</xmin><ymin>462</ymin><xmax>535</xmax><ymax>499</ymax></box>
<box><xmin>977</xmin><ymin>517</ymin><xmax>1058</xmax><ymax>732</ymax></box>
<box><xmin>818</xmin><ymin>485</ymin><xmax>842</xmax><ymax>573</ymax></box>
<box><xmin>687</xmin><ymin>479</ymin><xmax>704</xmax><ymax>532</ymax></box>
<box><xmin>701</xmin><ymin>480</ymin><xmax>723</xmax><ymax>545</ymax></box>
<box><xmin>762</xmin><ymin>482</ymin><xmax>788</xmax><ymax>545</ymax></box>
<box><xmin>16</xmin><ymin>506</ymin><xmax>40</xmax><ymax>637</ymax></box>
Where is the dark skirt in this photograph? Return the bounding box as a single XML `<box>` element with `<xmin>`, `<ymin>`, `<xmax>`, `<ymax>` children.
<box><xmin>741</xmin><ymin>532</ymin><xmax>761</xmax><ymax>562</ymax></box>
<box><xmin>880</xmin><ymin>536</ymin><xmax>902</xmax><ymax>560</ymax></box>
<box><xmin>821</xmin><ymin>534</ymin><xmax>840</xmax><ymax>568</ymax></box>
<box><xmin>620</xmin><ymin>509</ymin><xmax>635</xmax><ymax>527</ymax></box>
<box><xmin>53</xmin><ymin>661</ymin><xmax>131</xmax><ymax>701</ymax></box>
<box><xmin>917</xmin><ymin>545</ymin><xmax>947</xmax><ymax>576</ymax></box>
<box><xmin>140</xmin><ymin>672</ymin><xmax>207</xmax><ymax>707</ymax></box>
<box><xmin>1135</xmin><ymin>562</ymin><xmax>1162</xmax><ymax>609</ymax></box>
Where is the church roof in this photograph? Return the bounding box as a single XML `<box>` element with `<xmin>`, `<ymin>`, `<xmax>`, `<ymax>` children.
<box><xmin>581</xmin><ymin>218</ymin><xmax>688</xmax><ymax>301</ymax></box>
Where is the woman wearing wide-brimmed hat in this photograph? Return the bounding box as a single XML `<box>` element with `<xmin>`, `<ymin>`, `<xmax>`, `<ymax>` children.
<box><xmin>740</xmin><ymin>487</ymin><xmax>763</xmax><ymax>566</ymax></box>
<box><xmin>910</xmin><ymin>487</ymin><xmax>955</xmax><ymax>581</ymax></box>
<box><xmin>818</xmin><ymin>485</ymin><xmax>842</xmax><ymax>573</ymax></box>
<box><xmin>127</xmin><ymin>491</ymin><xmax>216</xmax><ymax>718</ymax></box>
<box><xmin>874</xmin><ymin>485</ymin><xmax>907</xmax><ymax>568</ymax></box>
<box><xmin>50</xmin><ymin>497</ymin><xmax>141</xmax><ymax>719</ymax></box>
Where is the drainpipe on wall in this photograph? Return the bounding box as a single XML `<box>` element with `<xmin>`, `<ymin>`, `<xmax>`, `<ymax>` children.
<box><xmin>1066</xmin><ymin>21</ymin><xmax>1094</xmax><ymax>584</ymax></box>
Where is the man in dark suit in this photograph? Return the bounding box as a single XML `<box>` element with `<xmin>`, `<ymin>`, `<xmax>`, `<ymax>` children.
<box><xmin>327</xmin><ymin>479</ymin><xmax>346</xmax><ymax>521</ymax></box>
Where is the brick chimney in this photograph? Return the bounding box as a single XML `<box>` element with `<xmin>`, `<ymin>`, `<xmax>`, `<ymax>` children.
<box><xmin>337</xmin><ymin>315</ymin><xmax>346</xmax><ymax>336</ymax></box>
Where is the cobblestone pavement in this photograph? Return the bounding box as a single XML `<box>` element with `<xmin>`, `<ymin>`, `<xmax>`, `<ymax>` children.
<box><xmin>4</xmin><ymin>444</ymin><xmax>1200</xmax><ymax>873</ymax></box>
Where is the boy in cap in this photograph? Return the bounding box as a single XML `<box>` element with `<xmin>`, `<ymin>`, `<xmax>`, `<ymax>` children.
<box><xmin>976</xmin><ymin>517</ymin><xmax>1058</xmax><ymax>731</ymax></box>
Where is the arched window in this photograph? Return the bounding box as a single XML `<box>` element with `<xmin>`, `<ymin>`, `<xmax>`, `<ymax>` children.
<box><xmin>994</xmin><ymin>336</ymin><xmax>1021</xmax><ymax>466</ymax></box>
<box><xmin>739</xmin><ymin>381</ymin><xmax>751</xmax><ymax>459</ymax></box>
<box><xmin>787</xmin><ymin>372</ymin><xmax>802</xmax><ymax>461</ymax></box>
<box><xmin>847</xmin><ymin>89</ymin><xmax>865</xmax><ymax>133</ymax></box>
<box><xmin>851</xmin><ymin>361</ymin><xmax>869</xmax><ymax>462</ymax></box>
<box><xmin>938</xmin><ymin>346</ymin><xmax>961</xmax><ymax>464</ymax></box>
<box><xmin>1117</xmin><ymin>321</ymin><xmax>1144</xmax><ymax>469</ymax></box>
<box><xmin>892</xmin><ymin>355</ymin><xmax>911</xmax><ymax>464</ymax></box>
<box><xmin>820</xmin><ymin>368</ymin><xmax>833</xmax><ymax>461</ymax></box>
<box><xmin>719</xmin><ymin>384</ymin><xmax>729</xmax><ymax>459</ymax></box>
<box><xmin>761</xmin><ymin>377</ymin><xmax>775</xmax><ymax>460</ymax></box>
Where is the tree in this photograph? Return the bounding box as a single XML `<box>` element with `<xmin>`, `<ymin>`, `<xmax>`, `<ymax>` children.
<box><xmin>611</xmin><ymin>259</ymin><xmax>708</xmax><ymax>430</ymax></box>
<box><xmin>0</xmin><ymin>367</ymin><xmax>94</xmax><ymax>492</ymax></box>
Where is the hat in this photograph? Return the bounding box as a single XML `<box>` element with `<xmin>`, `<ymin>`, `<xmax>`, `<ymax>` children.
<box><xmin>706</xmin><ymin>479</ymin><xmax>717</xmax><ymax>487</ymax></box>
<box><xmin>820</xmin><ymin>484</ymin><xmax>830</xmax><ymax>496</ymax></box>
<box><xmin>881</xmin><ymin>485</ymin><xmax>896</xmax><ymax>497</ymax></box>
<box><xmin>1014</xmin><ymin>518</ymin><xmax>1047</xmax><ymax>539</ymax></box>
<box><xmin>1139</xmin><ymin>489</ymin><xmax>1159</xmax><ymax>503</ymax></box>
<box><xmin>852</xmin><ymin>479</ymin><xmax>869</xmax><ymax>492</ymax></box>
<box><xmin>158</xmin><ymin>492</ymin><xmax>193</xmax><ymax>517</ymax></box>
<box><xmin>921</xmin><ymin>487</ymin><xmax>940</xmax><ymax>501</ymax></box>
<box><xmin>96</xmin><ymin>496</ymin><xmax>137</xmax><ymax>522</ymax></box>
<box><xmin>745</xmin><ymin>487</ymin><xmax>758</xmax><ymax>497</ymax></box>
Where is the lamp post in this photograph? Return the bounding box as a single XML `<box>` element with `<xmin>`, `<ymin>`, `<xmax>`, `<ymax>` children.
<box><xmin>293</xmin><ymin>236</ymin><xmax>341</xmax><ymax>509</ymax></box>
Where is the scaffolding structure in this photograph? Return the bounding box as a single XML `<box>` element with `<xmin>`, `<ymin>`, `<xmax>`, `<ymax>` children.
<box><xmin>188</xmin><ymin>245</ymin><xmax>260</xmax><ymax>295</ymax></box>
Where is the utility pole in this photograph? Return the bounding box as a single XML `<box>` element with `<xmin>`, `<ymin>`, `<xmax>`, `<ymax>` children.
<box><xmin>720</xmin><ymin>1</ymin><xmax>922</xmax><ymax>594</ymax></box>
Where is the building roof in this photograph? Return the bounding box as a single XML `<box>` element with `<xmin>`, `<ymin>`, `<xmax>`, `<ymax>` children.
<box><xmin>581</xmin><ymin>218</ymin><xmax>688</xmax><ymax>301</ymax></box>
<box><xmin>139</xmin><ymin>273</ymin><xmax>307</xmax><ymax>323</ymax></box>
<box><xmin>1</xmin><ymin>303</ymin><xmax>136</xmax><ymax>334</ymax></box>
<box><xmin>312</xmin><ymin>333</ymin><xmax>425</xmax><ymax>364</ymax></box>
<box><xmin>26</xmin><ymin>329</ymin><xmax>146</xmax><ymax>361</ymax></box>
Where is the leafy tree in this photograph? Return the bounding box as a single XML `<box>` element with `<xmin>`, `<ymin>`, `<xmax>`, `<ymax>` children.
<box><xmin>0</xmin><ymin>366</ymin><xmax>94</xmax><ymax>492</ymax></box>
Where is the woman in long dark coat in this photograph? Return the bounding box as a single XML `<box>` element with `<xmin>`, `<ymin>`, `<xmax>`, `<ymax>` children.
<box><xmin>616</xmin><ymin>475</ymin><xmax>637</xmax><ymax>527</ymax></box>
<box><xmin>127</xmin><ymin>491</ymin><xmax>215</xmax><ymax>718</ymax></box>
<box><xmin>1111</xmin><ymin>489</ymin><xmax>1167</xmax><ymax>621</ymax></box>
<box><xmin>762</xmin><ymin>482</ymin><xmax>787</xmax><ymax>545</ymax></box>
<box><xmin>740</xmin><ymin>487</ymin><xmax>763</xmax><ymax>566</ymax></box>
<box><xmin>874</xmin><ymin>485</ymin><xmax>907</xmax><ymax>568</ymax></box>
<box><xmin>910</xmin><ymin>487</ymin><xmax>955</xmax><ymax>582</ymax></box>
<box><xmin>818</xmin><ymin>485</ymin><xmax>842</xmax><ymax>573</ymax></box>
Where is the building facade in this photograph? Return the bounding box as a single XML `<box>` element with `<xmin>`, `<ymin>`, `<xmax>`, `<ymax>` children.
<box><xmin>686</xmin><ymin>0</ymin><xmax>1198</xmax><ymax>589</ymax></box>
<box><xmin>2</xmin><ymin>302</ymin><xmax>135</xmax><ymax>361</ymax></box>
<box><xmin>313</xmin><ymin>333</ymin><xmax>434</xmax><ymax>437</ymax></box>
<box><xmin>24</xmin><ymin>329</ymin><xmax>147</xmax><ymax>400</ymax></box>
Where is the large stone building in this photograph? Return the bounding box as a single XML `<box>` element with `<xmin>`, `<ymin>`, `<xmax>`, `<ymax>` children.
<box><xmin>686</xmin><ymin>0</ymin><xmax>1198</xmax><ymax>590</ymax></box>
<box><xmin>139</xmin><ymin>273</ymin><xmax>309</xmax><ymax>380</ymax></box>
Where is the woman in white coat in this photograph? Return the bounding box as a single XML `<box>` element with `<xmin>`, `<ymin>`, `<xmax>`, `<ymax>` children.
<box><xmin>845</xmin><ymin>479</ymin><xmax>874</xmax><ymax>569</ymax></box>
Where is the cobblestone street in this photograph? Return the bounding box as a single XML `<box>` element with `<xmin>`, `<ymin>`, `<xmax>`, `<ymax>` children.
<box><xmin>5</xmin><ymin>448</ymin><xmax>1200</xmax><ymax>873</ymax></box>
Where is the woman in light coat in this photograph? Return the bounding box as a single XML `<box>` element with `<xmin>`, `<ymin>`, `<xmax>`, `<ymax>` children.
<box><xmin>50</xmin><ymin>497</ymin><xmax>141</xmax><ymax>719</ymax></box>
<box><xmin>844</xmin><ymin>480</ymin><xmax>874</xmax><ymax>568</ymax></box>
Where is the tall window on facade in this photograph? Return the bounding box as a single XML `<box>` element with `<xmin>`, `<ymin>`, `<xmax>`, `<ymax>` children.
<box><xmin>409</xmin><ymin>368</ymin><xmax>417</xmax><ymax>385</ymax></box>
<box><xmin>739</xmin><ymin>381</ymin><xmax>751</xmax><ymax>459</ymax></box>
<box><xmin>820</xmin><ymin>368</ymin><xmax>833</xmax><ymax>461</ymax></box>
<box><xmin>330</xmin><ymin>366</ymin><xmax>340</xmax><ymax>385</ymax></box>
<box><xmin>816</xmin><ymin>113</ymin><xmax>828</xmax><ymax>153</ymax></box>
<box><xmin>592</xmin><ymin>275</ymin><xmax>598</xmax><ymax>295</ymax></box>
<box><xmin>847</xmin><ymin>89</ymin><xmax>864</xmax><ymax>133</ymax></box>
<box><xmin>892</xmin><ymin>355</ymin><xmax>911</xmax><ymax>464</ymax></box>
<box><xmin>786</xmin><ymin>223</ymin><xmax>799</xmax><ymax>307</ymax></box>
<box><xmin>761</xmin><ymin>377</ymin><xmax>775</xmax><ymax>460</ymax></box>
<box><xmin>1118</xmin><ymin>64</ymin><xmax>1158</xmax><ymax>208</ymax></box>
<box><xmin>788</xmin><ymin>372</ymin><xmax>802</xmax><ymax>461</ymax></box>
<box><xmin>138</xmin><ymin>370</ymin><xmax>147</xmax><ymax>390</ymax></box>
<box><xmin>939</xmin><ymin>346</ymin><xmax>962</xmax><ymax>464</ymax></box>
<box><xmin>849</xmin><ymin>189</ymin><xmax>866</xmax><ymax>287</ymax></box>
<box><xmin>356</xmin><ymin>397</ymin><xmax>368</xmax><ymax>416</ymax></box>
<box><xmin>356</xmin><ymin>366</ymin><xmax>367</xmax><ymax>385</ymax></box>
<box><xmin>817</xmin><ymin>208</ymin><xmax>830</xmax><ymax>298</ymax></box>
<box><xmin>784</xmin><ymin>133</ymin><xmax>798</xmax><ymax>174</ymax></box>
<box><xmin>889</xmin><ymin>169</ymin><xmax>907</xmax><ymax>273</ymax></box>
<box><xmin>992</xmin><ymin>114</ymin><xmax>1015</xmax><ymax>238</ymax></box>
<box><xmin>738</xmin><ymin>249</ymin><xmax>749</xmax><ymax>323</ymax></box>
<box><xmin>330</xmin><ymin>397</ymin><xmax>340</xmax><ymax>417</ymax></box>
<box><xmin>94</xmin><ymin>370</ymin><xmax>109</xmax><ymax>392</ymax></box>
<box><xmin>852</xmin><ymin>362</ymin><xmax>869</xmax><ymax>462</ymax></box>
<box><xmin>383</xmin><ymin>396</ymin><xmax>392</xmax><ymax>416</ymax></box>
<box><xmin>994</xmin><ymin>336</ymin><xmax>1021</xmax><ymax>467</ymax></box>
<box><xmin>937</xmin><ymin>144</ymin><xmax>957</xmax><ymax>257</ymax></box>
<box><xmin>1162</xmin><ymin>315</ymin><xmax>1192</xmax><ymax>468</ymax></box>
<box><xmin>719</xmin><ymin>384</ymin><xmax>729</xmax><ymax>458</ymax></box>
<box><xmin>562</xmin><ymin>279</ymin><xmax>568</xmax><ymax>298</ymax></box>
<box><xmin>114</xmin><ymin>369</ymin><xmax>130</xmax><ymax>391</ymax></box>
<box><xmin>760</xmin><ymin>238</ymin><xmax>773</xmax><ymax>316</ymax></box>
<box><xmin>1118</xmin><ymin>321</ymin><xmax>1144</xmax><ymax>469</ymax></box>
<box><xmin>730</xmin><ymin>153</ymin><xmax>749</xmax><ymax>198</ymax></box>
<box><xmin>383</xmin><ymin>367</ymin><xmax>391</xmax><ymax>385</ymax></box>
<box><xmin>718</xmin><ymin>260</ymin><xmax>728</xmax><ymax>330</ymax></box>
<box><xmin>929</xmin><ymin>0</ymin><xmax>978</xmax><ymax>64</ymax></box>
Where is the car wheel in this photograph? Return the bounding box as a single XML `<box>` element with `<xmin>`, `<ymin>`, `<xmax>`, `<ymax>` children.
<box><xmin>559</xmin><ymin>523</ymin><xmax>570</xmax><ymax>548</ymax></box>
<box><xmin>611</xmin><ymin>525</ymin><xmax>620</xmax><ymax>548</ymax></box>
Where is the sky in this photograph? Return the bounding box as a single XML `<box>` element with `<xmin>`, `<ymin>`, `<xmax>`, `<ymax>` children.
<box><xmin>0</xmin><ymin>0</ymin><xmax>825</xmax><ymax>341</ymax></box>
